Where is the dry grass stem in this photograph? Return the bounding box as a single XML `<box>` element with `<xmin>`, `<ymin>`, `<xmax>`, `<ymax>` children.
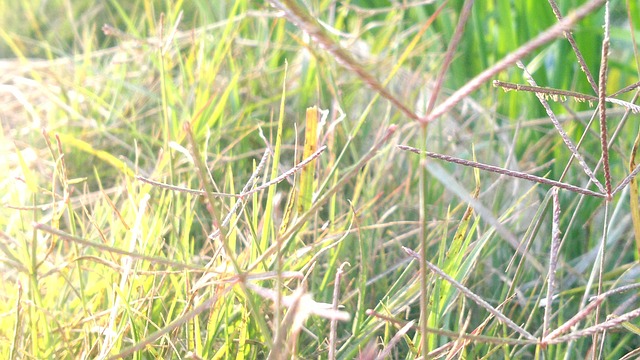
<box><xmin>547</xmin><ymin>0</ymin><xmax>599</xmax><ymax>92</ymax></box>
<box><xmin>268</xmin><ymin>0</ymin><xmax>419</xmax><ymax>121</ymax></box>
<box><xmin>6</xmin><ymin>0</ymin><xmax>639</xmax><ymax>357</ymax></box>
<box><xmin>105</xmin><ymin>289</ymin><xmax>231</xmax><ymax>360</ymax></box>
<box><xmin>374</xmin><ymin>321</ymin><xmax>415</xmax><ymax>360</ymax></box>
<box><xmin>425</xmin><ymin>0</ymin><xmax>474</xmax><ymax>116</ymax></box>
<box><xmin>423</xmin><ymin>0</ymin><xmax>606</xmax><ymax>123</ymax></box>
<box><xmin>136</xmin><ymin>145</ymin><xmax>327</xmax><ymax>200</ymax></box>
<box><xmin>597</xmin><ymin>0</ymin><xmax>613</xmax><ymax>199</ymax></box>
<box><xmin>515</xmin><ymin>61</ymin><xmax>607</xmax><ymax>194</ymax></box>
<box><xmin>492</xmin><ymin>80</ymin><xmax>640</xmax><ymax>113</ymax></box>
<box><xmin>248</xmin><ymin>125</ymin><xmax>397</xmax><ymax>272</ymax></box>
<box><xmin>329</xmin><ymin>262</ymin><xmax>349</xmax><ymax>360</ymax></box>
<box><xmin>402</xmin><ymin>246</ymin><xmax>537</xmax><ymax>341</ymax></box>
<box><xmin>543</xmin><ymin>187</ymin><xmax>561</xmax><ymax>337</ymax></box>
<box><xmin>397</xmin><ymin>145</ymin><xmax>606</xmax><ymax>198</ymax></box>
<box><xmin>365</xmin><ymin>310</ymin><xmax>535</xmax><ymax>346</ymax></box>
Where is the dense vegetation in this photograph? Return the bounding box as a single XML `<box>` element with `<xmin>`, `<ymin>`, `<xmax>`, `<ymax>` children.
<box><xmin>2</xmin><ymin>0</ymin><xmax>639</xmax><ymax>358</ymax></box>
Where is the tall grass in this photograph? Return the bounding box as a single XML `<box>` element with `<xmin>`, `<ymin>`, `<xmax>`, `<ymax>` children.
<box><xmin>2</xmin><ymin>0</ymin><xmax>640</xmax><ymax>359</ymax></box>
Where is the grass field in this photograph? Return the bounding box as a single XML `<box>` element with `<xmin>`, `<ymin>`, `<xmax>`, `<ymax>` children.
<box><xmin>2</xmin><ymin>0</ymin><xmax>640</xmax><ymax>359</ymax></box>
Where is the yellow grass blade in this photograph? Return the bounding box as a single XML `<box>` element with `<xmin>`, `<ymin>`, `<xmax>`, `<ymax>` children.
<box><xmin>56</xmin><ymin>133</ymin><xmax>135</xmax><ymax>178</ymax></box>
<box><xmin>297</xmin><ymin>106</ymin><xmax>319</xmax><ymax>214</ymax></box>
<box><xmin>14</xmin><ymin>146</ymin><xmax>38</xmax><ymax>193</ymax></box>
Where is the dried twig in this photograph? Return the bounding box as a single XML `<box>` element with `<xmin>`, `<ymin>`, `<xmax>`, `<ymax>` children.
<box><xmin>493</xmin><ymin>80</ymin><xmax>640</xmax><ymax>113</ymax></box>
<box><xmin>547</xmin><ymin>0</ymin><xmax>599</xmax><ymax>93</ymax></box>
<box><xmin>403</xmin><ymin>246</ymin><xmax>537</xmax><ymax>340</ymax></box>
<box><xmin>598</xmin><ymin>1</ymin><xmax>613</xmax><ymax>199</ymax></box>
<box><xmin>329</xmin><ymin>262</ymin><xmax>349</xmax><ymax>360</ymax></box>
<box><xmin>544</xmin><ymin>188</ymin><xmax>561</xmax><ymax>337</ymax></box>
<box><xmin>248</xmin><ymin>125</ymin><xmax>398</xmax><ymax>272</ymax></box>
<box><xmin>514</xmin><ymin>61</ymin><xmax>607</xmax><ymax>194</ymax></box>
<box><xmin>137</xmin><ymin>145</ymin><xmax>327</xmax><ymax>200</ymax></box>
<box><xmin>269</xmin><ymin>0</ymin><xmax>419</xmax><ymax>121</ymax></box>
<box><xmin>423</xmin><ymin>0</ymin><xmax>606</xmax><ymax>123</ymax></box>
<box><xmin>397</xmin><ymin>145</ymin><xmax>605</xmax><ymax>198</ymax></box>
<box><xmin>425</xmin><ymin>0</ymin><xmax>474</xmax><ymax>116</ymax></box>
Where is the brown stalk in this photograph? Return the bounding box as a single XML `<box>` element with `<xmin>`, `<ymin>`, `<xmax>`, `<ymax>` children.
<box><xmin>541</xmin><ymin>294</ymin><xmax>605</xmax><ymax>343</ymax></box>
<box><xmin>136</xmin><ymin>145</ymin><xmax>327</xmax><ymax>200</ymax></box>
<box><xmin>423</xmin><ymin>0</ymin><xmax>606</xmax><ymax>123</ymax></box>
<box><xmin>515</xmin><ymin>61</ymin><xmax>607</xmax><ymax>194</ymax></box>
<box><xmin>549</xmin><ymin>307</ymin><xmax>640</xmax><ymax>344</ymax></box>
<box><xmin>329</xmin><ymin>262</ymin><xmax>349</xmax><ymax>360</ymax></box>
<box><xmin>597</xmin><ymin>1</ymin><xmax>613</xmax><ymax>199</ymax></box>
<box><xmin>547</xmin><ymin>0</ymin><xmax>599</xmax><ymax>93</ymax></box>
<box><xmin>492</xmin><ymin>80</ymin><xmax>640</xmax><ymax>113</ymax></box>
<box><xmin>592</xmin><ymin>4</ymin><xmax>612</xmax><ymax>350</ymax></box>
<box><xmin>580</xmin><ymin>89</ymin><xmax>640</xmax><ymax>195</ymax></box>
<box><xmin>425</xmin><ymin>0</ymin><xmax>474</xmax><ymax>116</ymax></box>
<box><xmin>366</xmin><ymin>310</ymin><xmax>536</xmax><ymax>346</ymax></box>
<box><xmin>403</xmin><ymin>247</ymin><xmax>537</xmax><ymax>340</ymax></box>
<box><xmin>543</xmin><ymin>188</ymin><xmax>561</xmax><ymax>338</ymax></box>
<box><xmin>248</xmin><ymin>125</ymin><xmax>398</xmax><ymax>272</ymax></box>
<box><xmin>269</xmin><ymin>0</ymin><xmax>419</xmax><ymax>121</ymax></box>
<box><xmin>397</xmin><ymin>145</ymin><xmax>606</xmax><ymax>198</ymax></box>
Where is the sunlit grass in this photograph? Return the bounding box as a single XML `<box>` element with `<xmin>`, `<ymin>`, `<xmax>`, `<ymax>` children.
<box><xmin>2</xmin><ymin>0</ymin><xmax>640</xmax><ymax>359</ymax></box>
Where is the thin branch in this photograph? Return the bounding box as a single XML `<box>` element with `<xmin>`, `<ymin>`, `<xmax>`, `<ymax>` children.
<box><xmin>544</xmin><ymin>188</ymin><xmax>561</xmax><ymax>337</ymax></box>
<box><xmin>514</xmin><ymin>61</ymin><xmax>607</xmax><ymax>194</ymax></box>
<box><xmin>208</xmin><ymin>145</ymin><xmax>272</xmax><ymax>240</ymax></box>
<box><xmin>33</xmin><ymin>223</ymin><xmax>207</xmax><ymax>271</ymax></box>
<box><xmin>423</xmin><ymin>0</ymin><xmax>606</xmax><ymax>123</ymax></box>
<box><xmin>598</xmin><ymin>0</ymin><xmax>612</xmax><ymax>199</ymax></box>
<box><xmin>137</xmin><ymin>145</ymin><xmax>327</xmax><ymax>200</ymax></box>
<box><xmin>543</xmin><ymin>283</ymin><xmax>640</xmax><ymax>346</ymax></box>
<box><xmin>493</xmin><ymin>80</ymin><xmax>640</xmax><ymax>113</ymax></box>
<box><xmin>599</xmin><ymin>283</ymin><xmax>640</xmax><ymax>298</ymax></box>
<box><xmin>375</xmin><ymin>321</ymin><xmax>415</xmax><ymax>360</ymax></box>
<box><xmin>547</xmin><ymin>307</ymin><xmax>640</xmax><ymax>344</ymax></box>
<box><xmin>269</xmin><ymin>0</ymin><xmax>420</xmax><ymax>121</ymax></box>
<box><xmin>403</xmin><ymin>247</ymin><xmax>537</xmax><ymax>341</ymax></box>
<box><xmin>612</xmin><ymin>161</ymin><xmax>640</xmax><ymax>195</ymax></box>
<box><xmin>425</xmin><ymin>0</ymin><xmax>474</xmax><ymax>116</ymax></box>
<box><xmin>607</xmin><ymin>89</ymin><xmax>640</xmax><ymax>195</ymax></box>
<box><xmin>611</xmin><ymin>80</ymin><xmax>640</xmax><ymax>97</ymax></box>
<box><xmin>248</xmin><ymin>125</ymin><xmax>397</xmax><ymax>272</ymax></box>
<box><xmin>547</xmin><ymin>0</ymin><xmax>599</xmax><ymax>93</ymax></box>
<box><xmin>397</xmin><ymin>145</ymin><xmax>606</xmax><ymax>198</ymax></box>
<box><xmin>542</xmin><ymin>294</ymin><xmax>605</xmax><ymax>343</ymax></box>
<box><xmin>366</xmin><ymin>310</ymin><xmax>536</xmax><ymax>346</ymax></box>
<box><xmin>137</xmin><ymin>176</ymin><xmax>234</xmax><ymax>196</ymax></box>
<box><xmin>329</xmin><ymin>262</ymin><xmax>349</xmax><ymax>360</ymax></box>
